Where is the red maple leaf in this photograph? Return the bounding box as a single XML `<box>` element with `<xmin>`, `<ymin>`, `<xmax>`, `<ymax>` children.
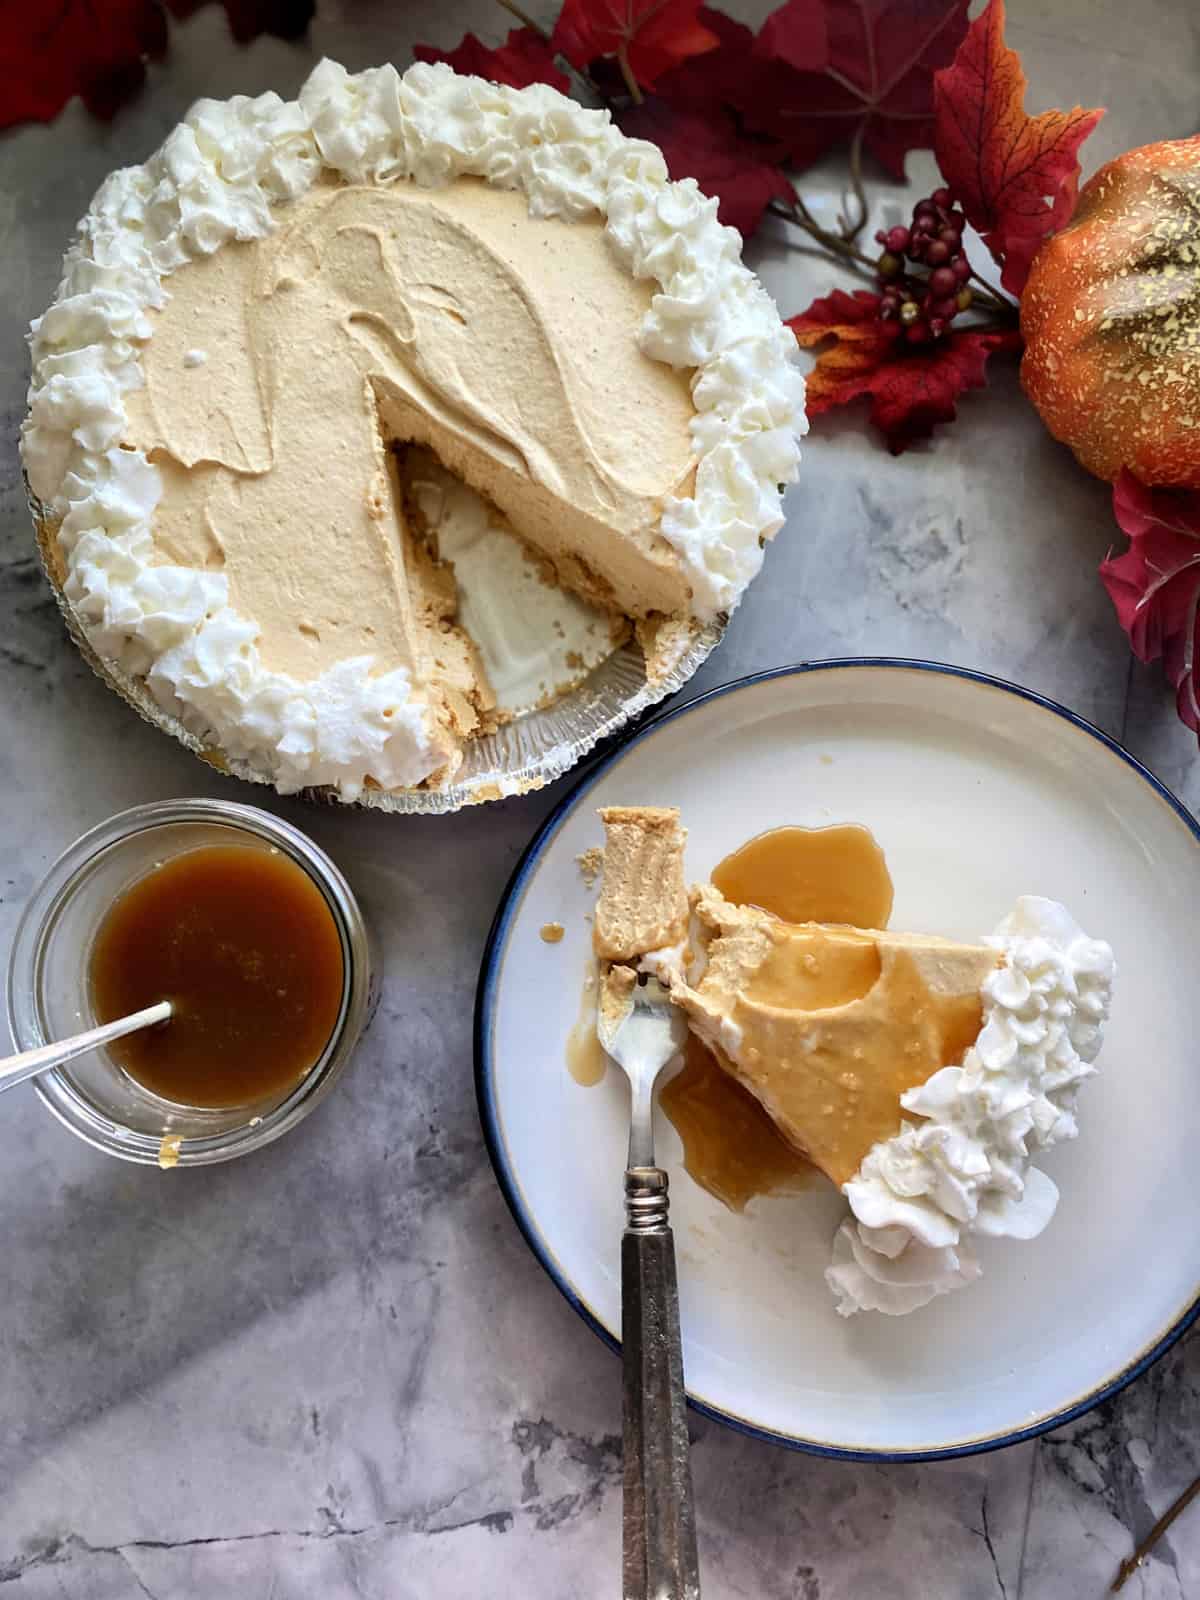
<box><xmin>933</xmin><ymin>0</ymin><xmax>1103</xmax><ymax>295</ymax></box>
<box><xmin>747</xmin><ymin>0</ymin><xmax>971</xmax><ymax>181</ymax></box>
<box><xmin>0</xmin><ymin>0</ymin><xmax>314</xmax><ymax>129</ymax></box>
<box><xmin>167</xmin><ymin>0</ymin><xmax>314</xmax><ymax>45</ymax></box>
<box><xmin>552</xmin><ymin>0</ymin><xmax>719</xmax><ymax>92</ymax></box>
<box><xmin>788</xmin><ymin>288</ymin><xmax>1021</xmax><ymax>453</ymax></box>
<box><xmin>1101</xmin><ymin>472</ymin><xmax>1200</xmax><ymax>736</ymax></box>
<box><xmin>622</xmin><ymin>10</ymin><xmax>794</xmax><ymax>237</ymax></box>
<box><xmin>619</xmin><ymin>99</ymin><xmax>794</xmax><ymax>236</ymax></box>
<box><xmin>0</xmin><ymin>0</ymin><xmax>167</xmax><ymax>126</ymax></box>
<box><xmin>651</xmin><ymin>5</ymin><xmax>755</xmax><ymax>109</ymax></box>
<box><xmin>413</xmin><ymin>26</ymin><xmax>568</xmax><ymax>93</ymax></box>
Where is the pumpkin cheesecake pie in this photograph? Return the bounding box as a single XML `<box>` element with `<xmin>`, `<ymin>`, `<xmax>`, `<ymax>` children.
<box><xmin>593</xmin><ymin>804</ymin><xmax>690</xmax><ymax>1032</ymax></box>
<box><xmin>22</xmin><ymin>61</ymin><xmax>805</xmax><ymax>799</ymax></box>
<box><xmin>671</xmin><ymin>884</ymin><xmax>1002</xmax><ymax>1190</ymax></box>
<box><xmin>590</xmin><ymin>807</ymin><xmax>1116</xmax><ymax>1316</ymax></box>
<box><xmin>593</xmin><ymin>806</ymin><xmax>689</xmax><ymax>965</ymax></box>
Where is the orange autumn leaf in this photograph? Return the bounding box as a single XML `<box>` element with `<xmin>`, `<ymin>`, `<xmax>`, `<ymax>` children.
<box><xmin>791</xmin><ymin>289</ymin><xmax>897</xmax><ymax>402</ymax></box>
<box><xmin>933</xmin><ymin>0</ymin><xmax>1102</xmax><ymax>294</ymax></box>
<box><xmin>789</xmin><ymin>289</ymin><xmax>1020</xmax><ymax>453</ymax></box>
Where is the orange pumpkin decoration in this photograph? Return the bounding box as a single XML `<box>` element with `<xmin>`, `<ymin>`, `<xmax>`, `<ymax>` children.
<box><xmin>1021</xmin><ymin>133</ymin><xmax>1200</xmax><ymax>488</ymax></box>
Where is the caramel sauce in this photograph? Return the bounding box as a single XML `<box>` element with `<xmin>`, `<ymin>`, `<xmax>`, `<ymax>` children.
<box><xmin>711</xmin><ymin>823</ymin><xmax>893</xmax><ymax>930</ymax></box>
<box><xmin>89</xmin><ymin>845</ymin><xmax>344</xmax><ymax>1110</ymax></box>
<box><xmin>566</xmin><ymin>961</ymin><xmax>607</xmax><ymax>1086</ymax></box>
<box><xmin>660</xmin><ymin>1035</ymin><xmax>812</xmax><ymax>1212</ymax></box>
<box><xmin>662</xmin><ymin>824</ymin><xmax>896</xmax><ymax>1208</ymax></box>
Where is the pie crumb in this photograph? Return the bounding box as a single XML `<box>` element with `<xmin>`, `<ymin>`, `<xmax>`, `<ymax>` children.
<box><xmin>576</xmin><ymin>846</ymin><xmax>603</xmax><ymax>887</ymax></box>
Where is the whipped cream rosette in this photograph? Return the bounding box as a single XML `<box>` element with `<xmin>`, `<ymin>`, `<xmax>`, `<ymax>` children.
<box><xmin>827</xmin><ymin>897</ymin><xmax>1115</xmax><ymax>1316</ymax></box>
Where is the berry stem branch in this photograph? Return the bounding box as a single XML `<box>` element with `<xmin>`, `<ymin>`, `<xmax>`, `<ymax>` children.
<box><xmin>492</xmin><ymin>0</ymin><xmax>608</xmax><ymax>102</ymax></box>
<box><xmin>968</xmin><ymin>265</ymin><xmax>1018</xmax><ymax>313</ymax></box>
<box><xmin>769</xmin><ymin>197</ymin><xmax>880</xmax><ymax>276</ymax></box>
<box><xmin>767</xmin><ymin>196</ymin><xmax>1015</xmax><ymax>321</ymax></box>
<box><xmin>494</xmin><ymin>0</ymin><xmax>549</xmax><ymax>34</ymax></box>
<box><xmin>616</xmin><ymin>41</ymin><xmax>643</xmax><ymax>103</ymax></box>
<box><xmin>839</xmin><ymin>123</ymin><xmax>869</xmax><ymax>243</ymax></box>
<box><xmin>965</xmin><ymin>280</ymin><xmax>1013</xmax><ymax>315</ymax></box>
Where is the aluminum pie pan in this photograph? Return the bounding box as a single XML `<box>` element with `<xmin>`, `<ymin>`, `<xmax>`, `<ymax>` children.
<box><xmin>30</xmin><ymin>485</ymin><xmax>725</xmax><ymax>814</ymax></box>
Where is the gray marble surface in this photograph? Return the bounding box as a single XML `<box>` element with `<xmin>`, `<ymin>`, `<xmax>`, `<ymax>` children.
<box><xmin>2</xmin><ymin>2</ymin><xmax>1199</xmax><ymax>1595</ymax></box>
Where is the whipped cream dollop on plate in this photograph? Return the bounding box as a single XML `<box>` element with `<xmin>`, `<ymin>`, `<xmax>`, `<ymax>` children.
<box><xmin>826</xmin><ymin>896</ymin><xmax>1116</xmax><ymax>1317</ymax></box>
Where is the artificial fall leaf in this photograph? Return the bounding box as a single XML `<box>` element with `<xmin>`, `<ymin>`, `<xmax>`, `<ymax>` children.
<box><xmin>620</xmin><ymin>99</ymin><xmax>794</xmax><ymax>236</ymax></box>
<box><xmin>748</xmin><ymin>0</ymin><xmax>970</xmax><ymax>181</ymax></box>
<box><xmin>552</xmin><ymin>0</ymin><xmax>719</xmax><ymax>91</ymax></box>
<box><xmin>625</xmin><ymin>10</ymin><xmax>794</xmax><ymax>237</ymax></box>
<box><xmin>166</xmin><ymin>0</ymin><xmax>314</xmax><ymax>45</ymax></box>
<box><xmin>1101</xmin><ymin>472</ymin><xmax>1200</xmax><ymax>735</ymax></box>
<box><xmin>0</xmin><ymin>0</ymin><xmax>167</xmax><ymax>126</ymax></box>
<box><xmin>933</xmin><ymin>0</ymin><xmax>1103</xmax><ymax>296</ymax></box>
<box><xmin>0</xmin><ymin>0</ymin><xmax>314</xmax><ymax>129</ymax></box>
<box><xmin>788</xmin><ymin>288</ymin><xmax>1021</xmax><ymax>453</ymax></box>
<box><xmin>652</xmin><ymin>5</ymin><xmax>755</xmax><ymax>110</ymax></box>
<box><xmin>413</xmin><ymin>27</ymin><xmax>568</xmax><ymax>93</ymax></box>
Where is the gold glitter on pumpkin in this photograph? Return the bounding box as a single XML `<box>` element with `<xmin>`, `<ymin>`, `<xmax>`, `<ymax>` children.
<box><xmin>1021</xmin><ymin>135</ymin><xmax>1200</xmax><ymax>488</ymax></box>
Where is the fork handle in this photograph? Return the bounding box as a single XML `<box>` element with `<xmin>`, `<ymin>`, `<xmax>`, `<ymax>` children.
<box><xmin>622</xmin><ymin>1166</ymin><xmax>701</xmax><ymax>1600</ymax></box>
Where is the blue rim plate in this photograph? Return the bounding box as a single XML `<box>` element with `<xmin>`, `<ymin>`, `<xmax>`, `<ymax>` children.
<box><xmin>475</xmin><ymin>659</ymin><xmax>1200</xmax><ymax>1461</ymax></box>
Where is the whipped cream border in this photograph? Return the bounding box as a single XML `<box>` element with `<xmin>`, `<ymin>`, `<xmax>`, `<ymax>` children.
<box><xmin>22</xmin><ymin>58</ymin><xmax>806</xmax><ymax>799</ymax></box>
<box><xmin>825</xmin><ymin>896</ymin><xmax>1115</xmax><ymax>1317</ymax></box>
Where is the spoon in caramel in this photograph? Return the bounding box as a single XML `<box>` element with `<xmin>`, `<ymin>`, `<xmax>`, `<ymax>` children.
<box><xmin>0</xmin><ymin>1001</ymin><xmax>172</xmax><ymax>1094</ymax></box>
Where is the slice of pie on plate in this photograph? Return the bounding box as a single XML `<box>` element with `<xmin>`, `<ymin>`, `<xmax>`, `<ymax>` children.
<box><xmin>592</xmin><ymin>807</ymin><xmax>1116</xmax><ymax>1316</ymax></box>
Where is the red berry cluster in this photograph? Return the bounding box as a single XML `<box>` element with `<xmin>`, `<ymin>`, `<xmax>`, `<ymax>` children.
<box><xmin>874</xmin><ymin>188</ymin><xmax>974</xmax><ymax>344</ymax></box>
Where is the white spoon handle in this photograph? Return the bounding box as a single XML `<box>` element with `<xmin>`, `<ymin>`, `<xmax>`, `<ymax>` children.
<box><xmin>0</xmin><ymin>1001</ymin><xmax>172</xmax><ymax>1093</ymax></box>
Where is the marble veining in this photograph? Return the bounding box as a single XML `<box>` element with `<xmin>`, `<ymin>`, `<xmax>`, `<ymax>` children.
<box><xmin>0</xmin><ymin>2</ymin><xmax>1198</xmax><ymax>1596</ymax></box>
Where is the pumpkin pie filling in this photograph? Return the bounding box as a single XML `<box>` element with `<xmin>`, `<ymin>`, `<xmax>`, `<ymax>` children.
<box><xmin>593</xmin><ymin>806</ymin><xmax>689</xmax><ymax>965</ymax></box>
<box><xmin>121</xmin><ymin>179</ymin><xmax>699</xmax><ymax>767</ymax></box>
<box><xmin>671</xmin><ymin>886</ymin><xmax>999</xmax><ymax>1188</ymax></box>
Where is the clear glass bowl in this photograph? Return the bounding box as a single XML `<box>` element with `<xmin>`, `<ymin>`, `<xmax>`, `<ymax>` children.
<box><xmin>6</xmin><ymin>799</ymin><xmax>375</xmax><ymax>1166</ymax></box>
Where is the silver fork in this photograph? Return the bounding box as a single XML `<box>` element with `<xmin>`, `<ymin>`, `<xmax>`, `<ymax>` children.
<box><xmin>597</xmin><ymin>973</ymin><xmax>700</xmax><ymax>1600</ymax></box>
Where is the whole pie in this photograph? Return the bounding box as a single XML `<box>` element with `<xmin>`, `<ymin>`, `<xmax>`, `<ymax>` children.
<box><xmin>592</xmin><ymin>807</ymin><xmax>1116</xmax><ymax>1316</ymax></box>
<box><xmin>22</xmin><ymin>61</ymin><xmax>805</xmax><ymax>800</ymax></box>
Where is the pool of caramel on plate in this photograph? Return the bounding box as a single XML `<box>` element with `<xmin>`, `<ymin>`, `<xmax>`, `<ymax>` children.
<box><xmin>567</xmin><ymin>961</ymin><xmax>608</xmax><ymax>1086</ymax></box>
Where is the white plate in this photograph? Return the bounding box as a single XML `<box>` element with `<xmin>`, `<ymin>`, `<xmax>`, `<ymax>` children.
<box><xmin>476</xmin><ymin>661</ymin><xmax>1200</xmax><ymax>1458</ymax></box>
